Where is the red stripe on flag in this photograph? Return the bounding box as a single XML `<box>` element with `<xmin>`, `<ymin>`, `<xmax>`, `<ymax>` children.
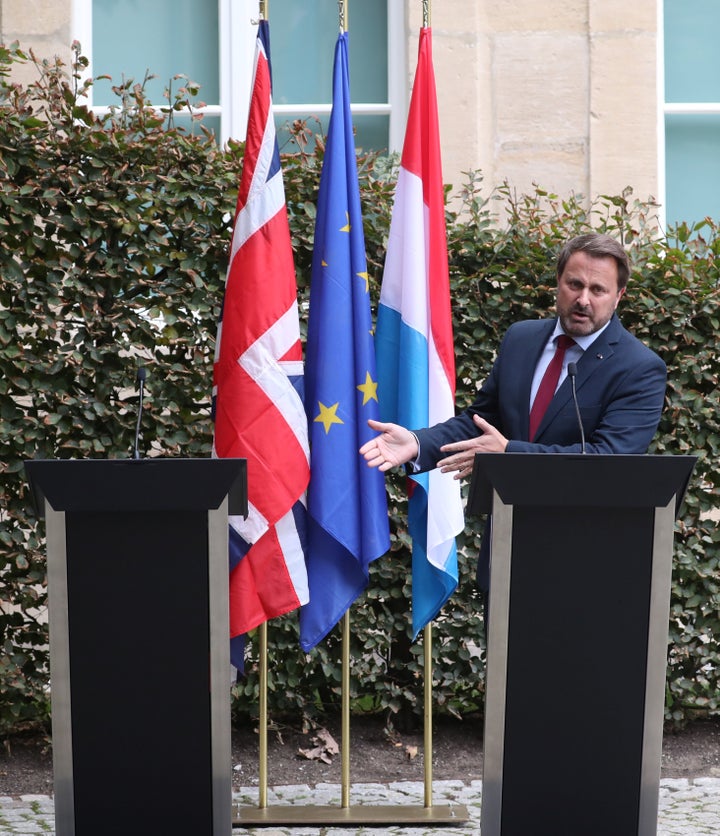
<box><xmin>400</xmin><ymin>28</ymin><xmax>456</xmax><ymax>397</ymax></box>
<box><xmin>237</xmin><ymin>51</ymin><xmax>271</xmax><ymax>210</ymax></box>
<box><xmin>229</xmin><ymin>526</ymin><xmax>301</xmax><ymax>635</ymax></box>
<box><xmin>220</xmin><ymin>212</ymin><xmax>298</xmax><ymax>352</ymax></box>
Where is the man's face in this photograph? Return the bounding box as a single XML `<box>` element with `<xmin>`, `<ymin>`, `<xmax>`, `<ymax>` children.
<box><xmin>556</xmin><ymin>251</ymin><xmax>625</xmax><ymax>337</ymax></box>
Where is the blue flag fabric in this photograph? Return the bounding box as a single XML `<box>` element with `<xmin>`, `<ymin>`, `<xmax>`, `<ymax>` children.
<box><xmin>300</xmin><ymin>32</ymin><xmax>390</xmax><ymax>652</ymax></box>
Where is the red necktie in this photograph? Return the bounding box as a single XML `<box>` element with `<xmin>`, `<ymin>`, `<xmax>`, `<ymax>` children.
<box><xmin>529</xmin><ymin>334</ymin><xmax>575</xmax><ymax>440</ymax></box>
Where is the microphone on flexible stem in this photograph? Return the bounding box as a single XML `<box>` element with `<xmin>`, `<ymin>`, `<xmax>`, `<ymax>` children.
<box><xmin>133</xmin><ymin>367</ymin><xmax>146</xmax><ymax>460</ymax></box>
<box><xmin>567</xmin><ymin>362</ymin><xmax>586</xmax><ymax>455</ymax></box>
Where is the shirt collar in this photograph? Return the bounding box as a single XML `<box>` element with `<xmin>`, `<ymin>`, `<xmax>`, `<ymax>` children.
<box><xmin>551</xmin><ymin>318</ymin><xmax>612</xmax><ymax>352</ymax></box>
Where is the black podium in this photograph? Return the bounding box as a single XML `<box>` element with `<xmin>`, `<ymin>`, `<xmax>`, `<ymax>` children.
<box><xmin>468</xmin><ymin>453</ymin><xmax>696</xmax><ymax>836</ymax></box>
<box><xmin>25</xmin><ymin>458</ymin><xmax>247</xmax><ymax>836</ymax></box>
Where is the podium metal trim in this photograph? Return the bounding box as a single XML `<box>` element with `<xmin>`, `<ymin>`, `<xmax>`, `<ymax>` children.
<box><xmin>209</xmin><ymin>498</ymin><xmax>232</xmax><ymax>835</ymax></box>
<box><xmin>46</xmin><ymin>506</ymin><xmax>74</xmax><ymax>836</ymax></box>
<box><xmin>481</xmin><ymin>492</ymin><xmax>513</xmax><ymax>836</ymax></box>
<box><xmin>638</xmin><ymin>498</ymin><xmax>676</xmax><ymax>835</ymax></box>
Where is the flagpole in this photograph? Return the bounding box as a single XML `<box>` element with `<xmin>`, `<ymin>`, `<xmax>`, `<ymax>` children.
<box><xmin>341</xmin><ymin>609</ymin><xmax>351</xmax><ymax>807</ymax></box>
<box><xmin>423</xmin><ymin>0</ymin><xmax>430</xmax><ymax>28</ymax></box>
<box><xmin>258</xmin><ymin>621</ymin><xmax>268</xmax><ymax>808</ymax></box>
<box><xmin>424</xmin><ymin>622</ymin><xmax>433</xmax><ymax>807</ymax></box>
<box><xmin>338</xmin><ymin>0</ymin><xmax>347</xmax><ymax>33</ymax></box>
<box><xmin>259</xmin><ymin>0</ymin><xmax>268</xmax><ymax>20</ymax></box>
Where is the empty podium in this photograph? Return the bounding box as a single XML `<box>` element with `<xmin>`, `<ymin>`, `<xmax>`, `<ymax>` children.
<box><xmin>469</xmin><ymin>453</ymin><xmax>696</xmax><ymax>836</ymax></box>
<box><xmin>25</xmin><ymin>458</ymin><xmax>246</xmax><ymax>836</ymax></box>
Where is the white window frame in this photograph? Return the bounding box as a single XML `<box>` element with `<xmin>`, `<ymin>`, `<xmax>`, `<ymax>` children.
<box><xmin>657</xmin><ymin>0</ymin><xmax>720</xmax><ymax>232</ymax></box>
<box><xmin>71</xmin><ymin>0</ymin><xmax>406</xmax><ymax>151</ymax></box>
<box><xmin>656</xmin><ymin>0</ymin><xmax>667</xmax><ymax>232</ymax></box>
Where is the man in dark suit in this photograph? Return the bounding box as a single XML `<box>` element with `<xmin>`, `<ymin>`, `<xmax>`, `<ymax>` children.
<box><xmin>360</xmin><ymin>232</ymin><xmax>667</xmax><ymax>590</ymax></box>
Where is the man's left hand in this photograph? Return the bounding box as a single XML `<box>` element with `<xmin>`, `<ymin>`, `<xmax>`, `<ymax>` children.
<box><xmin>437</xmin><ymin>416</ymin><xmax>508</xmax><ymax>479</ymax></box>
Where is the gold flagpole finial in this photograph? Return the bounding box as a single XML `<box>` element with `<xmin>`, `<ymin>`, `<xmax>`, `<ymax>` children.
<box><xmin>338</xmin><ymin>0</ymin><xmax>347</xmax><ymax>33</ymax></box>
<box><xmin>422</xmin><ymin>0</ymin><xmax>430</xmax><ymax>28</ymax></box>
<box><xmin>259</xmin><ymin>0</ymin><xmax>268</xmax><ymax>21</ymax></box>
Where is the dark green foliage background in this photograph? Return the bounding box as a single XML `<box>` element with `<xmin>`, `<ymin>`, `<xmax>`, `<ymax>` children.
<box><xmin>1</xmin><ymin>45</ymin><xmax>718</xmax><ymax>737</ymax></box>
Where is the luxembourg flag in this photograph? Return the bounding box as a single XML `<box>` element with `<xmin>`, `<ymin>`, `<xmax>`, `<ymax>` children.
<box><xmin>375</xmin><ymin>27</ymin><xmax>464</xmax><ymax>638</ymax></box>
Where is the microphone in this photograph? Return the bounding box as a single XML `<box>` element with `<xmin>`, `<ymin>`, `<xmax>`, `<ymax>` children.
<box><xmin>133</xmin><ymin>367</ymin><xmax>146</xmax><ymax>460</ymax></box>
<box><xmin>567</xmin><ymin>362</ymin><xmax>586</xmax><ymax>454</ymax></box>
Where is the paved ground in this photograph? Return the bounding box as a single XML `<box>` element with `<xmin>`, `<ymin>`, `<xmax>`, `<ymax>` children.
<box><xmin>1</xmin><ymin>777</ymin><xmax>719</xmax><ymax>835</ymax></box>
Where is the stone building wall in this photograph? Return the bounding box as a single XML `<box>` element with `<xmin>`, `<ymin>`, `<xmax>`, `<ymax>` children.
<box><xmin>412</xmin><ymin>0</ymin><xmax>659</xmax><ymax>205</ymax></box>
<box><xmin>1</xmin><ymin>0</ymin><xmax>72</xmax><ymax>88</ymax></box>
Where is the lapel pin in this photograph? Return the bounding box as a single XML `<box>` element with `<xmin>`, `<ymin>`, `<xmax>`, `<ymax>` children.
<box><xmin>597</xmin><ymin>353</ymin><xmax>603</xmax><ymax>360</ymax></box>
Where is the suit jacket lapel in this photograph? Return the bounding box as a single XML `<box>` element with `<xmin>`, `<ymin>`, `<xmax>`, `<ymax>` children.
<box><xmin>573</xmin><ymin>314</ymin><xmax>620</xmax><ymax>387</ymax></box>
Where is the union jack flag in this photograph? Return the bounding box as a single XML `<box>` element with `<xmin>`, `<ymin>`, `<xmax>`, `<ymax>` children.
<box><xmin>212</xmin><ymin>21</ymin><xmax>309</xmax><ymax>669</ymax></box>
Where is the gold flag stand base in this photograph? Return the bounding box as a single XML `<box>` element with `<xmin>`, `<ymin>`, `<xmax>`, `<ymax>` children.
<box><xmin>247</xmin><ymin>611</ymin><xmax>470</xmax><ymax>827</ymax></box>
<box><xmin>233</xmin><ymin>803</ymin><xmax>469</xmax><ymax>827</ymax></box>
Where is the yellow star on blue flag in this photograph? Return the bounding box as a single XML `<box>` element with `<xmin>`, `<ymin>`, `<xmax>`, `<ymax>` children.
<box><xmin>314</xmin><ymin>401</ymin><xmax>344</xmax><ymax>433</ymax></box>
<box><xmin>357</xmin><ymin>372</ymin><xmax>379</xmax><ymax>405</ymax></box>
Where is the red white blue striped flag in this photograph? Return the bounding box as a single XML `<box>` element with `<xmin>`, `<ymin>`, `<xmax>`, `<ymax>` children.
<box><xmin>212</xmin><ymin>21</ymin><xmax>309</xmax><ymax>667</ymax></box>
<box><xmin>375</xmin><ymin>27</ymin><xmax>464</xmax><ymax>637</ymax></box>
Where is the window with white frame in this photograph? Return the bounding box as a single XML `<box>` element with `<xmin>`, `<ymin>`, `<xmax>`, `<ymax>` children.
<box><xmin>71</xmin><ymin>0</ymin><xmax>405</xmax><ymax>153</ymax></box>
<box><xmin>662</xmin><ymin>0</ymin><xmax>720</xmax><ymax>230</ymax></box>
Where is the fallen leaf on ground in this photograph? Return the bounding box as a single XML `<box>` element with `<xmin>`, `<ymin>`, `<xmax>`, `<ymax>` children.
<box><xmin>297</xmin><ymin>727</ymin><xmax>339</xmax><ymax>764</ymax></box>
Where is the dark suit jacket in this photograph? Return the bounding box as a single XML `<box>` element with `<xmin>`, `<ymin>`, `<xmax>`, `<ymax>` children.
<box><xmin>414</xmin><ymin>314</ymin><xmax>667</xmax><ymax>588</ymax></box>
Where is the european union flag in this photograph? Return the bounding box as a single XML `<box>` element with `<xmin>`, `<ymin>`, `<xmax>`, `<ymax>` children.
<box><xmin>300</xmin><ymin>32</ymin><xmax>390</xmax><ymax>652</ymax></box>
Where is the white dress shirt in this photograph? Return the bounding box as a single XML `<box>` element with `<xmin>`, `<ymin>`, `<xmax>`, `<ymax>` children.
<box><xmin>529</xmin><ymin>319</ymin><xmax>610</xmax><ymax>409</ymax></box>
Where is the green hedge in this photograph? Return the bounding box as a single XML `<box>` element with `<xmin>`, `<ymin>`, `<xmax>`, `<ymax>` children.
<box><xmin>1</xmin><ymin>44</ymin><xmax>718</xmax><ymax>738</ymax></box>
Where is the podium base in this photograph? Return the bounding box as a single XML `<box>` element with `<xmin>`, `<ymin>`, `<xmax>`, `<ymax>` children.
<box><xmin>233</xmin><ymin>803</ymin><xmax>469</xmax><ymax>826</ymax></box>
